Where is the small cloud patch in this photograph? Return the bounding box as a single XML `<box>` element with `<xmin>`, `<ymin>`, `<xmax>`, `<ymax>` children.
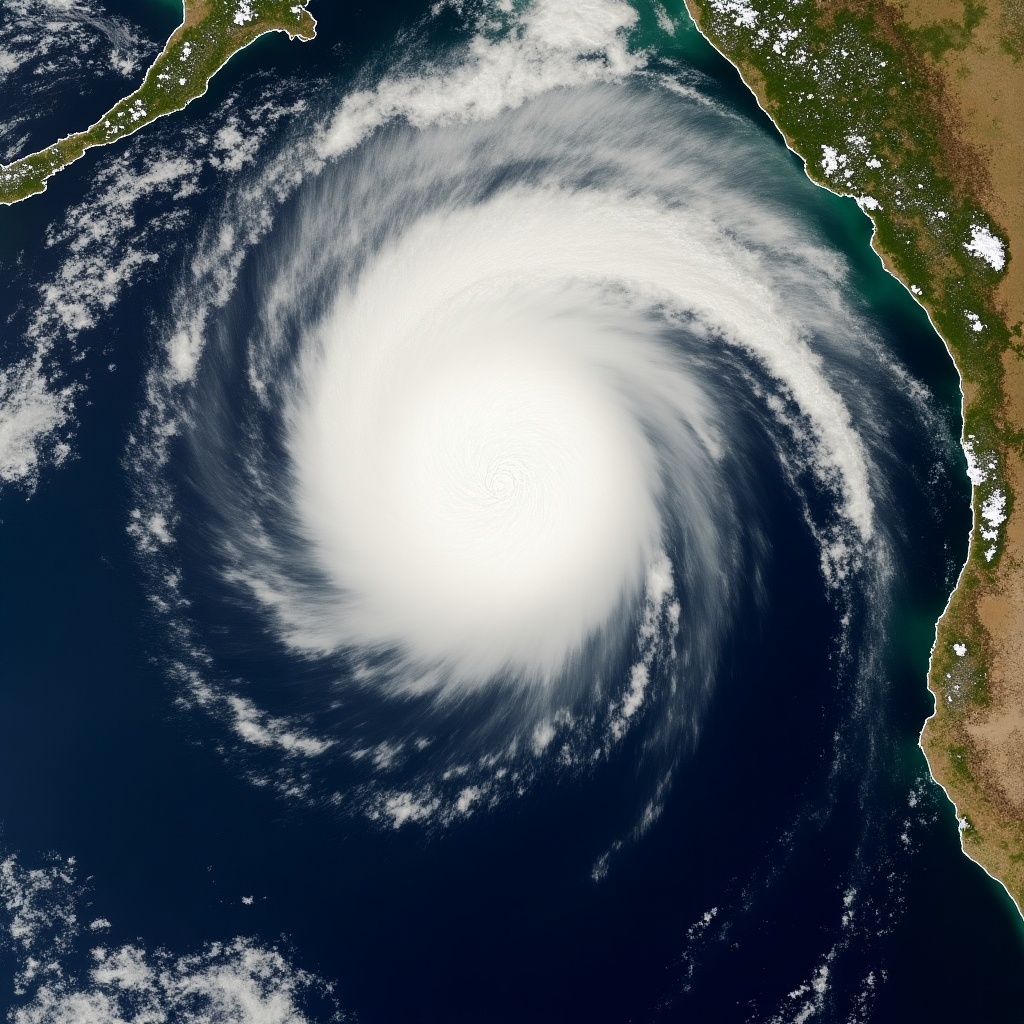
<box><xmin>965</xmin><ymin>224</ymin><xmax>1006</xmax><ymax>271</ymax></box>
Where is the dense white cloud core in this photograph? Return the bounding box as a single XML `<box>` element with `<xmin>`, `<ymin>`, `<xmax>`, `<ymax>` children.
<box><xmin>266</xmin><ymin>176</ymin><xmax>872</xmax><ymax>689</ymax></box>
<box><xmin>287</xmin><ymin>199</ymin><xmax>678</xmax><ymax>682</ymax></box>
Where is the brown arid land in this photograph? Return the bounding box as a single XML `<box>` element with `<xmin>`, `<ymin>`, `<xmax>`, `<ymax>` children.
<box><xmin>889</xmin><ymin>0</ymin><xmax>1023</xmax><ymax>335</ymax></box>
<box><xmin>896</xmin><ymin>0</ymin><xmax>1024</xmax><ymax>913</ymax></box>
<box><xmin>684</xmin><ymin>0</ymin><xmax>1024</xmax><ymax>911</ymax></box>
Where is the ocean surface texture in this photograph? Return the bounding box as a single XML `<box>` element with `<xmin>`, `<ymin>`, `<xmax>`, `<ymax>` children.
<box><xmin>2</xmin><ymin>1</ymin><xmax>1023</xmax><ymax>1021</ymax></box>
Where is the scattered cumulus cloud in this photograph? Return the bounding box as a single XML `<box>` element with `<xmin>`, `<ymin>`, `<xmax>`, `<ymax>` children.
<box><xmin>0</xmin><ymin>0</ymin><xmax>154</xmax><ymax>160</ymax></box>
<box><xmin>0</xmin><ymin>359</ymin><xmax>75</xmax><ymax>487</ymax></box>
<box><xmin>1</xmin><ymin>70</ymin><xmax>309</xmax><ymax>494</ymax></box>
<box><xmin>0</xmin><ymin>849</ymin><xmax>340</xmax><ymax>1024</ymax></box>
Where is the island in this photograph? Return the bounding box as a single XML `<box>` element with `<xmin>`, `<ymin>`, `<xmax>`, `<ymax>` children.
<box><xmin>0</xmin><ymin>0</ymin><xmax>317</xmax><ymax>206</ymax></box>
<box><xmin>682</xmin><ymin>0</ymin><xmax>1024</xmax><ymax>912</ymax></box>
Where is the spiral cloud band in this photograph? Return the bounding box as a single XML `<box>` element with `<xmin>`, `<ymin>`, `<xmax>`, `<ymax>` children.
<box><xmin>280</xmin><ymin>179</ymin><xmax>868</xmax><ymax>692</ymax></box>
<box><xmin>129</xmin><ymin>21</ymin><xmax>915</xmax><ymax>828</ymax></box>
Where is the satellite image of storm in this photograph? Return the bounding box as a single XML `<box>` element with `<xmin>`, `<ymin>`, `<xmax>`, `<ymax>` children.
<box><xmin>1</xmin><ymin>0</ymin><xmax>1023</xmax><ymax>1021</ymax></box>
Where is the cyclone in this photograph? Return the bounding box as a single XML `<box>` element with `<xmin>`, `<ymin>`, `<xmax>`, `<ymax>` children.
<box><xmin>127</xmin><ymin>1</ymin><xmax>934</xmax><ymax>842</ymax></box>
<box><xmin>0</xmin><ymin>0</ymin><xmax>997</xmax><ymax>1018</ymax></box>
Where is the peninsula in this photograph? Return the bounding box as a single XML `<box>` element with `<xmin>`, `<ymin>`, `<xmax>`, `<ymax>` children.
<box><xmin>0</xmin><ymin>0</ymin><xmax>317</xmax><ymax>206</ymax></box>
<box><xmin>682</xmin><ymin>0</ymin><xmax>1024</xmax><ymax>912</ymax></box>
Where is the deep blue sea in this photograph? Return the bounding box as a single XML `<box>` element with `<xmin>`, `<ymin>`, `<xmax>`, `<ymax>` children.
<box><xmin>2</xmin><ymin>1</ymin><xmax>1024</xmax><ymax>1022</ymax></box>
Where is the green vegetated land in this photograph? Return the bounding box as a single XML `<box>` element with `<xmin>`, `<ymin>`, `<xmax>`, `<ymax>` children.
<box><xmin>682</xmin><ymin>0</ymin><xmax>1024</xmax><ymax>909</ymax></box>
<box><xmin>0</xmin><ymin>0</ymin><xmax>316</xmax><ymax>206</ymax></box>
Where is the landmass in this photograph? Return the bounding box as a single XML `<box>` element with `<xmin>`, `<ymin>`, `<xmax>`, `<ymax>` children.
<box><xmin>0</xmin><ymin>0</ymin><xmax>317</xmax><ymax>206</ymax></box>
<box><xmin>681</xmin><ymin>0</ymin><xmax>1024</xmax><ymax>911</ymax></box>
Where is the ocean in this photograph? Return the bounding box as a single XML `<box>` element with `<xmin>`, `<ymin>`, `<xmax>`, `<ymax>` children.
<box><xmin>1</xmin><ymin>1</ymin><xmax>1023</xmax><ymax>1021</ymax></box>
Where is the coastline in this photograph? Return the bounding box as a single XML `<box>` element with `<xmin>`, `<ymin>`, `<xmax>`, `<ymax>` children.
<box><xmin>680</xmin><ymin>0</ymin><xmax>1024</xmax><ymax>918</ymax></box>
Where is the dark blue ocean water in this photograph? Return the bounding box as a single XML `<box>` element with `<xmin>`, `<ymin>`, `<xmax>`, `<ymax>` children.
<box><xmin>1</xmin><ymin>2</ymin><xmax>1023</xmax><ymax>1022</ymax></box>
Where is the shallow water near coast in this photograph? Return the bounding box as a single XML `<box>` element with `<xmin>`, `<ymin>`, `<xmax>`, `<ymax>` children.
<box><xmin>1</xmin><ymin>1</ymin><xmax>1023</xmax><ymax>1021</ymax></box>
